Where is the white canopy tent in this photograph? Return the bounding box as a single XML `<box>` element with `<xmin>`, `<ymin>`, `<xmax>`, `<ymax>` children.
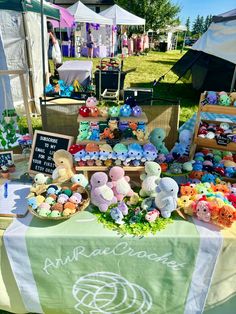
<box><xmin>68</xmin><ymin>1</ymin><xmax>112</xmax><ymax>24</ymax></box>
<box><xmin>99</xmin><ymin>4</ymin><xmax>145</xmax><ymax>26</ymax></box>
<box><xmin>168</xmin><ymin>8</ymin><xmax>236</xmax><ymax>91</ymax></box>
<box><xmin>192</xmin><ymin>15</ymin><xmax>236</xmax><ymax>65</ymax></box>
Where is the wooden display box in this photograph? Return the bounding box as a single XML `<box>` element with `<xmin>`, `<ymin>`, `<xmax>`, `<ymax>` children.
<box><xmin>190</xmin><ymin>93</ymin><xmax>236</xmax><ymax>159</ymax></box>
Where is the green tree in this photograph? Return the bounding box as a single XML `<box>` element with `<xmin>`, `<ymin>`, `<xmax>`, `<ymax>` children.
<box><xmin>199</xmin><ymin>16</ymin><xmax>204</xmax><ymax>33</ymax></box>
<box><xmin>185</xmin><ymin>17</ymin><xmax>191</xmax><ymax>35</ymax></box>
<box><xmin>204</xmin><ymin>15</ymin><xmax>213</xmax><ymax>32</ymax></box>
<box><xmin>115</xmin><ymin>0</ymin><xmax>181</xmax><ymax>30</ymax></box>
<box><xmin>192</xmin><ymin>15</ymin><xmax>204</xmax><ymax>36</ymax></box>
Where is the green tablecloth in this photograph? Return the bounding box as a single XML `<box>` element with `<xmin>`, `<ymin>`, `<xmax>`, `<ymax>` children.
<box><xmin>1</xmin><ymin>209</ymin><xmax>236</xmax><ymax>314</ymax></box>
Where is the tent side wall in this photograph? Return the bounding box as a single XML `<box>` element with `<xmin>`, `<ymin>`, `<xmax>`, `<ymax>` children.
<box><xmin>0</xmin><ymin>10</ymin><xmax>48</xmax><ymax>114</ymax></box>
<box><xmin>25</xmin><ymin>11</ymin><xmax>49</xmax><ymax>112</ymax></box>
<box><xmin>171</xmin><ymin>49</ymin><xmax>236</xmax><ymax>91</ymax></box>
<box><xmin>0</xmin><ymin>32</ymin><xmax>14</xmax><ymax>118</ymax></box>
<box><xmin>0</xmin><ymin>10</ymin><xmax>28</xmax><ymax>114</ymax></box>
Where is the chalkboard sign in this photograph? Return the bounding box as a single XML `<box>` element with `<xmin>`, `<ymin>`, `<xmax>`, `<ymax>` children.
<box><xmin>216</xmin><ymin>134</ymin><xmax>230</xmax><ymax>146</ymax></box>
<box><xmin>29</xmin><ymin>130</ymin><xmax>74</xmax><ymax>175</ymax></box>
<box><xmin>0</xmin><ymin>151</ymin><xmax>13</xmax><ymax>167</ymax></box>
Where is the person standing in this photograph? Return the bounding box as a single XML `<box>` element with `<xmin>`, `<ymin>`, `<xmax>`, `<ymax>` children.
<box><xmin>47</xmin><ymin>21</ymin><xmax>62</xmax><ymax>77</ymax></box>
<box><xmin>86</xmin><ymin>29</ymin><xmax>94</xmax><ymax>58</ymax></box>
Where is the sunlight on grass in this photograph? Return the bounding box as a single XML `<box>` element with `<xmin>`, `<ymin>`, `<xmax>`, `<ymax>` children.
<box><xmin>65</xmin><ymin>50</ymin><xmax>200</xmax><ymax>124</ymax></box>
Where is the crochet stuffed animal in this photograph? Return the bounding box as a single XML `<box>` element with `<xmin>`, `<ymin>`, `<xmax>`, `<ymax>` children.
<box><xmin>109</xmin><ymin>166</ymin><xmax>134</xmax><ymax>201</ymax></box>
<box><xmin>52</xmin><ymin>150</ymin><xmax>74</xmax><ymax>183</ymax></box>
<box><xmin>141</xmin><ymin>143</ymin><xmax>158</xmax><ymax>162</ymax></box>
<box><xmin>154</xmin><ymin>177</ymin><xmax>179</xmax><ymax>218</ymax></box>
<box><xmin>90</xmin><ymin>172</ymin><xmax>117</xmax><ymax>212</ymax></box>
<box><xmin>139</xmin><ymin>162</ymin><xmax>161</xmax><ymax>197</ymax></box>
<box><xmin>149</xmin><ymin>128</ymin><xmax>169</xmax><ymax>154</ymax></box>
<box><xmin>77</xmin><ymin>121</ymin><xmax>91</xmax><ymax>141</ymax></box>
<box><xmin>171</xmin><ymin>129</ymin><xmax>193</xmax><ymax>157</ymax></box>
<box><xmin>195</xmin><ymin>199</ymin><xmax>211</xmax><ymax>222</ymax></box>
<box><xmin>217</xmin><ymin>205</ymin><xmax>236</xmax><ymax>228</ymax></box>
<box><xmin>71</xmin><ymin>174</ymin><xmax>88</xmax><ymax>188</ymax></box>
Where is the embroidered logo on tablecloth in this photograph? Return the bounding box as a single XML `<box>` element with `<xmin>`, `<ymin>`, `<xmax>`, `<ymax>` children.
<box><xmin>72</xmin><ymin>271</ymin><xmax>152</xmax><ymax>313</ymax></box>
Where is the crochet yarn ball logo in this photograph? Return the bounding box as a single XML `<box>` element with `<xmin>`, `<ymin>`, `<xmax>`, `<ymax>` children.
<box><xmin>72</xmin><ymin>272</ymin><xmax>152</xmax><ymax>313</ymax></box>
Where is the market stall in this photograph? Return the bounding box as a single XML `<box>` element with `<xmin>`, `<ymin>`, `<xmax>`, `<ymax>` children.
<box><xmin>1</xmin><ymin>81</ymin><xmax>236</xmax><ymax>314</ymax></box>
<box><xmin>99</xmin><ymin>4</ymin><xmax>146</xmax><ymax>56</ymax></box>
<box><xmin>0</xmin><ymin>157</ymin><xmax>236</xmax><ymax>313</ymax></box>
<box><xmin>48</xmin><ymin>4</ymin><xmax>75</xmax><ymax>58</ymax></box>
<box><xmin>67</xmin><ymin>1</ymin><xmax>112</xmax><ymax>58</ymax></box>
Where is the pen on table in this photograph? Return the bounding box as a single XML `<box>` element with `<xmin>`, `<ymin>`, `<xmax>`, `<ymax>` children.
<box><xmin>4</xmin><ymin>182</ymin><xmax>8</xmax><ymax>199</ymax></box>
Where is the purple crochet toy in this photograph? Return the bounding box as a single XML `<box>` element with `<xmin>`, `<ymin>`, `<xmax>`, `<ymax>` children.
<box><xmin>90</xmin><ymin>172</ymin><xmax>117</xmax><ymax>212</ymax></box>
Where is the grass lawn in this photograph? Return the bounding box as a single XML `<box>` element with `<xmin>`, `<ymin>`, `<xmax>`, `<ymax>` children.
<box><xmin>64</xmin><ymin>49</ymin><xmax>200</xmax><ymax>125</ymax></box>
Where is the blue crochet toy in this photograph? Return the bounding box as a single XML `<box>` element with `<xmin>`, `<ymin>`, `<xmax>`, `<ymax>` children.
<box><xmin>155</xmin><ymin>177</ymin><xmax>179</xmax><ymax>218</ymax></box>
<box><xmin>127</xmin><ymin>143</ymin><xmax>143</xmax><ymax>161</ymax></box>
<box><xmin>58</xmin><ymin>80</ymin><xmax>74</xmax><ymax>97</ymax></box>
<box><xmin>171</xmin><ymin>129</ymin><xmax>193</xmax><ymax>157</ymax></box>
<box><xmin>120</xmin><ymin>104</ymin><xmax>132</xmax><ymax>117</ymax></box>
<box><xmin>89</xmin><ymin>128</ymin><xmax>100</xmax><ymax>141</ymax></box>
<box><xmin>142</xmin><ymin>143</ymin><xmax>158</xmax><ymax>162</ymax></box>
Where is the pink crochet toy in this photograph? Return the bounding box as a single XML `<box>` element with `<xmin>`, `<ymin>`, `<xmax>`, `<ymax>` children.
<box><xmin>90</xmin><ymin>172</ymin><xmax>117</xmax><ymax>212</ymax></box>
<box><xmin>109</xmin><ymin>166</ymin><xmax>134</xmax><ymax>201</ymax></box>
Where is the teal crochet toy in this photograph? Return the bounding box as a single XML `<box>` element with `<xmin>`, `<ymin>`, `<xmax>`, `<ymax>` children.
<box><xmin>77</xmin><ymin>121</ymin><xmax>91</xmax><ymax>141</ymax></box>
<box><xmin>149</xmin><ymin>128</ymin><xmax>169</xmax><ymax>154</ymax></box>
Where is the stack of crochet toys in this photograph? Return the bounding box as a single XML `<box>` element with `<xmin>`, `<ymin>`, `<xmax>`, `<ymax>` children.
<box><xmin>178</xmin><ymin>181</ymin><xmax>236</xmax><ymax>228</ymax></box>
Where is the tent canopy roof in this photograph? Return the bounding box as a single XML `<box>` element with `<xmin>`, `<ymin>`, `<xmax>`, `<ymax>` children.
<box><xmin>213</xmin><ymin>8</ymin><xmax>236</xmax><ymax>23</ymax></box>
<box><xmin>50</xmin><ymin>3</ymin><xmax>74</xmax><ymax>28</ymax></box>
<box><xmin>192</xmin><ymin>16</ymin><xmax>236</xmax><ymax>64</ymax></box>
<box><xmin>99</xmin><ymin>4</ymin><xmax>145</xmax><ymax>25</ymax></box>
<box><xmin>0</xmin><ymin>0</ymin><xmax>60</xmax><ymax>20</ymax></box>
<box><xmin>68</xmin><ymin>0</ymin><xmax>112</xmax><ymax>24</ymax></box>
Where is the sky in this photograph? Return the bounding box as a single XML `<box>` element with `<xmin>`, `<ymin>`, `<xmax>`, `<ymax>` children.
<box><xmin>173</xmin><ymin>0</ymin><xmax>236</xmax><ymax>24</ymax></box>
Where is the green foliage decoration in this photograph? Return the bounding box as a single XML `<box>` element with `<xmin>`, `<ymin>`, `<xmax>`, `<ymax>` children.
<box><xmin>91</xmin><ymin>196</ymin><xmax>173</xmax><ymax>237</ymax></box>
<box><xmin>0</xmin><ymin>114</ymin><xmax>18</xmax><ymax>150</ymax></box>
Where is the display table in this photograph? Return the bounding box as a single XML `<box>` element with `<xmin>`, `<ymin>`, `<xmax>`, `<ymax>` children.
<box><xmin>1</xmin><ymin>206</ymin><xmax>236</xmax><ymax>313</ymax></box>
<box><xmin>57</xmin><ymin>60</ymin><xmax>93</xmax><ymax>86</ymax></box>
<box><xmin>0</xmin><ymin>159</ymin><xmax>236</xmax><ymax>314</ymax></box>
<box><xmin>81</xmin><ymin>45</ymin><xmax>107</xmax><ymax>58</ymax></box>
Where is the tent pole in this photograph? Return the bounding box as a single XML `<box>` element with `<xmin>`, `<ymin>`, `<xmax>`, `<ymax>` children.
<box><xmin>22</xmin><ymin>12</ymin><xmax>36</xmax><ymax>113</ymax></box>
<box><xmin>230</xmin><ymin>65</ymin><xmax>236</xmax><ymax>92</ymax></box>
<box><xmin>40</xmin><ymin>0</ymin><xmax>46</xmax><ymax>100</ymax></box>
<box><xmin>59</xmin><ymin>21</ymin><xmax>62</xmax><ymax>49</ymax></box>
<box><xmin>181</xmin><ymin>31</ymin><xmax>186</xmax><ymax>53</ymax></box>
<box><xmin>175</xmin><ymin>32</ymin><xmax>178</xmax><ymax>50</ymax></box>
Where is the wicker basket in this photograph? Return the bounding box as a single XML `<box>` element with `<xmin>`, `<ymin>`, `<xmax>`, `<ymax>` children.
<box><xmin>28</xmin><ymin>184</ymin><xmax>90</xmax><ymax>220</ymax></box>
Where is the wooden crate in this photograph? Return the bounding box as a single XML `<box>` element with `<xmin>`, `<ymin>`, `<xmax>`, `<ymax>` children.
<box><xmin>143</xmin><ymin>104</ymin><xmax>180</xmax><ymax>150</ymax></box>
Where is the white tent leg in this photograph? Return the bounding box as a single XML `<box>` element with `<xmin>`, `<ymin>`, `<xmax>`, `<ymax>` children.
<box><xmin>19</xmin><ymin>72</ymin><xmax>33</xmax><ymax>137</ymax></box>
<box><xmin>230</xmin><ymin>65</ymin><xmax>236</xmax><ymax>92</ymax></box>
<box><xmin>40</xmin><ymin>0</ymin><xmax>46</xmax><ymax>99</ymax></box>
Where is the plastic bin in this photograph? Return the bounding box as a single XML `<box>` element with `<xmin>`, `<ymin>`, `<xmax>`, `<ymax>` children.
<box><xmin>94</xmin><ymin>70</ymin><xmax>126</xmax><ymax>99</ymax></box>
<box><xmin>159</xmin><ymin>42</ymin><xmax>168</xmax><ymax>52</ymax></box>
<box><xmin>124</xmin><ymin>88</ymin><xmax>153</xmax><ymax>105</ymax></box>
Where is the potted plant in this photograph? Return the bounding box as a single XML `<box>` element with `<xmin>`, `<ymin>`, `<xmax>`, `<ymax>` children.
<box><xmin>1</xmin><ymin>165</ymin><xmax>10</xmax><ymax>179</ymax></box>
